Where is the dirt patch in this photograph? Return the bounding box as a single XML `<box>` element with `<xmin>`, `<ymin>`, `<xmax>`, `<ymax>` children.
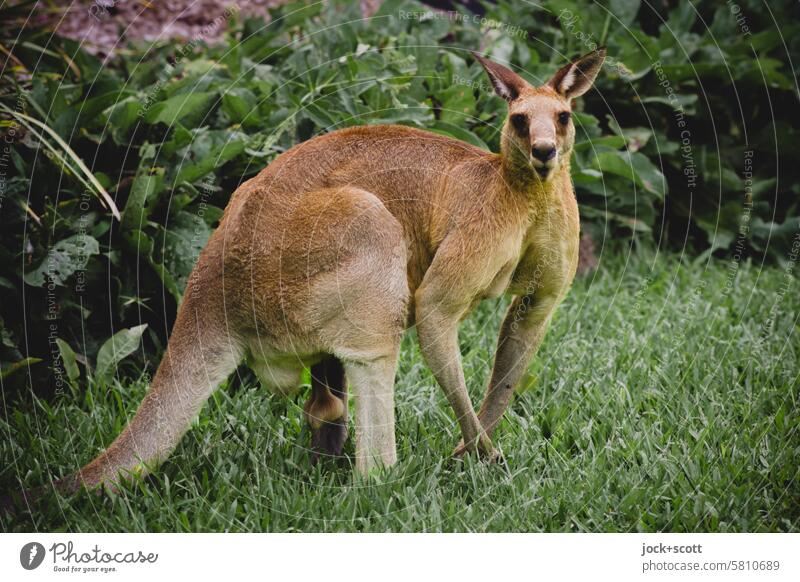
<box><xmin>33</xmin><ymin>1</ymin><xmax>386</xmax><ymax>54</ymax></box>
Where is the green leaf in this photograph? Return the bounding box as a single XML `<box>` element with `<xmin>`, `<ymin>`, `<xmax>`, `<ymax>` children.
<box><xmin>107</xmin><ymin>97</ymin><xmax>142</xmax><ymax>144</ymax></box>
<box><xmin>573</xmin><ymin>135</ymin><xmax>626</xmax><ymax>153</ymax></box>
<box><xmin>221</xmin><ymin>88</ymin><xmax>259</xmax><ymax>125</ymax></box>
<box><xmin>580</xmin><ymin>206</ymin><xmax>652</xmax><ymax>232</ymax></box>
<box><xmin>156</xmin><ymin>211</ymin><xmax>213</xmax><ymax>299</ymax></box>
<box><xmin>608</xmin><ymin>0</ymin><xmax>640</xmax><ymax>27</ymax></box>
<box><xmin>641</xmin><ymin>93</ymin><xmax>698</xmax><ymax>115</ymax></box>
<box><xmin>95</xmin><ymin>324</ymin><xmax>148</xmax><ymax>381</ymax></box>
<box><xmin>592</xmin><ymin>151</ymin><xmax>666</xmax><ymax>200</ymax></box>
<box><xmin>78</xmin><ymin>89</ymin><xmax>136</xmax><ymax>125</ymax></box>
<box><xmin>629</xmin><ymin>151</ymin><xmax>667</xmax><ymax>199</ymax></box>
<box><xmin>606</xmin><ymin>117</ymin><xmax>652</xmax><ymax>152</ymax></box>
<box><xmin>24</xmin><ymin>234</ymin><xmax>100</xmax><ymax>287</ymax></box>
<box><xmin>122</xmin><ymin>160</ymin><xmax>165</xmax><ymax>233</ymax></box>
<box><xmin>144</xmin><ymin>92</ymin><xmax>217</xmax><ymax>127</ymax></box>
<box><xmin>123</xmin><ymin>229</ymin><xmax>182</xmax><ymax>301</ymax></box>
<box><xmin>175</xmin><ymin>138</ymin><xmax>246</xmax><ymax>185</ymax></box>
<box><xmin>0</xmin><ymin>357</ymin><xmax>42</xmax><ymax>380</ymax></box>
<box><xmin>55</xmin><ymin>338</ymin><xmax>80</xmax><ymax>382</ymax></box>
<box><xmin>438</xmin><ymin>84</ymin><xmax>476</xmax><ymax>125</ymax></box>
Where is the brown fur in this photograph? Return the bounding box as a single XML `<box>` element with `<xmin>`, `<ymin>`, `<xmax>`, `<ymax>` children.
<box><xmin>306</xmin><ymin>356</ymin><xmax>348</xmax><ymax>460</ymax></box>
<box><xmin>51</xmin><ymin>48</ymin><xmax>605</xmax><ymax>492</ymax></box>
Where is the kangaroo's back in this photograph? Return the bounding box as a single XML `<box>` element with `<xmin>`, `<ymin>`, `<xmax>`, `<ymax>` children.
<box><xmin>222</xmin><ymin>125</ymin><xmax>503</xmax><ymax>293</ymax></box>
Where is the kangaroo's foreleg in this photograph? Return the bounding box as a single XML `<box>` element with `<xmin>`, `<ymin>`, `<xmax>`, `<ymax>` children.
<box><xmin>415</xmin><ymin>294</ymin><xmax>496</xmax><ymax>458</ymax></box>
<box><xmin>467</xmin><ymin>293</ymin><xmax>559</xmax><ymax>447</ymax></box>
<box><xmin>305</xmin><ymin>356</ymin><xmax>348</xmax><ymax>460</ymax></box>
<box><xmin>413</xmin><ymin>234</ymin><xmax>501</xmax><ymax>459</ymax></box>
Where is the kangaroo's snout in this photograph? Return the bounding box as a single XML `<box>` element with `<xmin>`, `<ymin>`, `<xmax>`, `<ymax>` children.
<box><xmin>531</xmin><ymin>144</ymin><xmax>556</xmax><ymax>163</ymax></box>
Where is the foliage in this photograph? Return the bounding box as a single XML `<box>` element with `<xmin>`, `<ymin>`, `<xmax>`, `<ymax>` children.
<box><xmin>2</xmin><ymin>249</ymin><xmax>797</xmax><ymax>531</ymax></box>
<box><xmin>0</xmin><ymin>0</ymin><xmax>798</xmax><ymax>395</ymax></box>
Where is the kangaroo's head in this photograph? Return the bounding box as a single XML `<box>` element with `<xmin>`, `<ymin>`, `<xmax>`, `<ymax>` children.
<box><xmin>474</xmin><ymin>48</ymin><xmax>606</xmax><ymax>182</ymax></box>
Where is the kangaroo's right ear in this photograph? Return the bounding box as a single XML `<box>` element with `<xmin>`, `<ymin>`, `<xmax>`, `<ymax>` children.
<box><xmin>472</xmin><ymin>52</ymin><xmax>528</xmax><ymax>102</ymax></box>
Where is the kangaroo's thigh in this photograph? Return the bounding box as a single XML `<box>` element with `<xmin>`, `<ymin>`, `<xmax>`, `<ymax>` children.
<box><xmin>296</xmin><ymin>187</ymin><xmax>407</xmax><ymax>472</ymax></box>
<box><xmin>298</xmin><ymin>186</ymin><xmax>409</xmax><ymax>361</ymax></box>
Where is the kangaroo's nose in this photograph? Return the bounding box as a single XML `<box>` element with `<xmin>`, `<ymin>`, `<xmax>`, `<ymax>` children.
<box><xmin>532</xmin><ymin>145</ymin><xmax>556</xmax><ymax>162</ymax></box>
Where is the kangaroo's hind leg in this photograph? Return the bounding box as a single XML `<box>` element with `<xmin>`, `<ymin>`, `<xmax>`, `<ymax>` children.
<box><xmin>290</xmin><ymin>185</ymin><xmax>408</xmax><ymax>475</ymax></box>
<box><xmin>342</xmin><ymin>352</ymin><xmax>400</xmax><ymax>475</ymax></box>
<box><xmin>305</xmin><ymin>356</ymin><xmax>348</xmax><ymax>460</ymax></box>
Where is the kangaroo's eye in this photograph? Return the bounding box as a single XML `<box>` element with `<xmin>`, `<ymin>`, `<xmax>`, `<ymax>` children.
<box><xmin>510</xmin><ymin>113</ymin><xmax>528</xmax><ymax>134</ymax></box>
<box><xmin>558</xmin><ymin>111</ymin><xmax>571</xmax><ymax>126</ymax></box>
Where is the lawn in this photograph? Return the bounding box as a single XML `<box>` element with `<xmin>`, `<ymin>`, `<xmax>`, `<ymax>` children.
<box><xmin>2</xmin><ymin>247</ymin><xmax>798</xmax><ymax>532</ymax></box>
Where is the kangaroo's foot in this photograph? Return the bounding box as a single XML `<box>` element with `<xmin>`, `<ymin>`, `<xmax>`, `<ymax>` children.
<box><xmin>452</xmin><ymin>433</ymin><xmax>500</xmax><ymax>463</ymax></box>
<box><xmin>311</xmin><ymin>416</ymin><xmax>348</xmax><ymax>460</ymax></box>
<box><xmin>305</xmin><ymin>356</ymin><xmax>348</xmax><ymax>462</ymax></box>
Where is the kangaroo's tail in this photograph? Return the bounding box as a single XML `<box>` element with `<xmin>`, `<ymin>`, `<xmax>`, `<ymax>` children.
<box><xmin>56</xmin><ymin>275</ymin><xmax>244</xmax><ymax>494</ymax></box>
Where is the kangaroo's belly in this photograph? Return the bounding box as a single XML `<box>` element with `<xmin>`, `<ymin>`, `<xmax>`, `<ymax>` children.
<box><xmin>246</xmin><ymin>347</ymin><xmax>319</xmax><ymax>396</ymax></box>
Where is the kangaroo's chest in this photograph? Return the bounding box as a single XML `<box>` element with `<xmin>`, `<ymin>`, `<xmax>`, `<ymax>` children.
<box><xmin>508</xmin><ymin>202</ymin><xmax>580</xmax><ymax>298</ymax></box>
<box><xmin>475</xmin><ymin>197</ymin><xmax>579</xmax><ymax>303</ymax></box>
<box><xmin>480</xmin><ymin>245</ymin><xmax>521</xmax><ymax>300</ymax></box>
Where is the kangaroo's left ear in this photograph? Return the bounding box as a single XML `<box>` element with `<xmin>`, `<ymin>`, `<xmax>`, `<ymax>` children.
<box><xmin>548</xmin><ymin>47</ymin><xmax>606</xmax><ymax>99</ymax></box>
<box><xmin>472</xmin><ymin>52</ymin><xmax>529</xmax><ymax>102</ymax></box>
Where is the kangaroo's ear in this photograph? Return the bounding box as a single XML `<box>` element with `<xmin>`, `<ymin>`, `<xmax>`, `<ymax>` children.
<box><xmin>548</xmin><ymin>47</ymin><xmax>606</xmax><ymax>99</ymax></box>
<box><xmin>472</xmin><ymin>52</ymin><xmax>528</xmax><ymax>102</ymax></box>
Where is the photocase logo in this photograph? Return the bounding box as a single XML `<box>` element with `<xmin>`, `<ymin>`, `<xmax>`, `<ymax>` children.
<box><xmin>20</xmin><ymin>542</ymin><xmax>46</xmax><ymax>570</ymax></box>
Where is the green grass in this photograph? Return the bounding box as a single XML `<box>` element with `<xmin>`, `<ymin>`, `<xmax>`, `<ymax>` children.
<box><xmin>2</xmin><ymin>247</ymin><xmax>798</xmax><ymax>532</ymax></box>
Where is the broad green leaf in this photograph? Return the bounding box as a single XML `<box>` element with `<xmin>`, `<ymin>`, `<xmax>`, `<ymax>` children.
<box><xmin>0</xmin><ymin>357</ymin><xmax>42</xmax><ymax>380</ymax></box>
<box><xmin>24</xmin><ymin>234</ymin><xmax>100</xmax><ymax>287</ymax></box>
<box><xmin>174</xmin><ymin>136</ymin><xmax>247</xmax><ymax>185</ymax></box>
<box><xmin>222</xmin><ymin>88</ymin><xmax>259</xmax><ymax>125</ymax></box>
<box><xmin>438</xmin><ymin>84</ymin><xmax>477</xmax><ymax>125</ymax></box>
<box><xmin>629</xmin><ymin>151</ymin><xmax>667</xmax><ymax>199</ymax></box>
<box><xmin>123</xmin><ymin>229</ymin><xmax>182</xmax><ymax>301</ymax></box>
<box><xmin>55</xmin><ymin>338</ymin><xmax>80</xmax><ymax>382</ymax></box>
<box><xmin>608</xmin><ymin>0</ymin><xmax>640</xmax><ymax>27</ymax></box>
<box><xmin>573</xmin><ymin>135</ymin><xmax>626</xmax><ymax>153</ymax></box>
<box><xmin>488</xmin><ymin>36</ymin><xmax>515</xmax><ymax>67</ymax></box>
<box><xmin>606</xmin><ymin>117</ymin><xmax>652</xmax><ymax>152</ymax></box>
<box><xmin>78</xmin><ymin>89</ymin><xmax>136</xmax><ymax>125</ymax></box>
<box><xmin>580</xmin><ymin>206</ymin><xmax>652</xmax><ymax>232</ymax></box>
<box><xmin>122</xmin><ymin>160</ymin><xmax>165</xmax><ymax>233</ymax></box>
<box><xmin>641</xmin><ymin>93</ymin><xmax>698</xmax><ymax>115</ymax></box>
<box><xmin>156</xmin><ymin>211</ymin><xmax>213</xmax><ymax>298</ymax></box>
<box><xmin>95</xmin><ymin>324</ymin><xmax>148</xmax><ymax>381</ymax></box>
<box><xmin>107</xmin><ymin>97</ymin><xmax>142</xmax><ymax>144</ymax></box>
<box><xmin>144</xmin><ymin>92</ymin><xmax>217</xmax><ymax>127</ymax></box>
<box><xmin>592</xmin><ymin>151</ymin><xmax>665</xmax><ymax>200</ymax></box>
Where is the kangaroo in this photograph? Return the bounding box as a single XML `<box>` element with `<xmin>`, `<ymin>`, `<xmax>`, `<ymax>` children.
<box><xmin>48</xmin><ymin>48</ymin><xmax>605</xmax><ymax>493</ymax></box>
